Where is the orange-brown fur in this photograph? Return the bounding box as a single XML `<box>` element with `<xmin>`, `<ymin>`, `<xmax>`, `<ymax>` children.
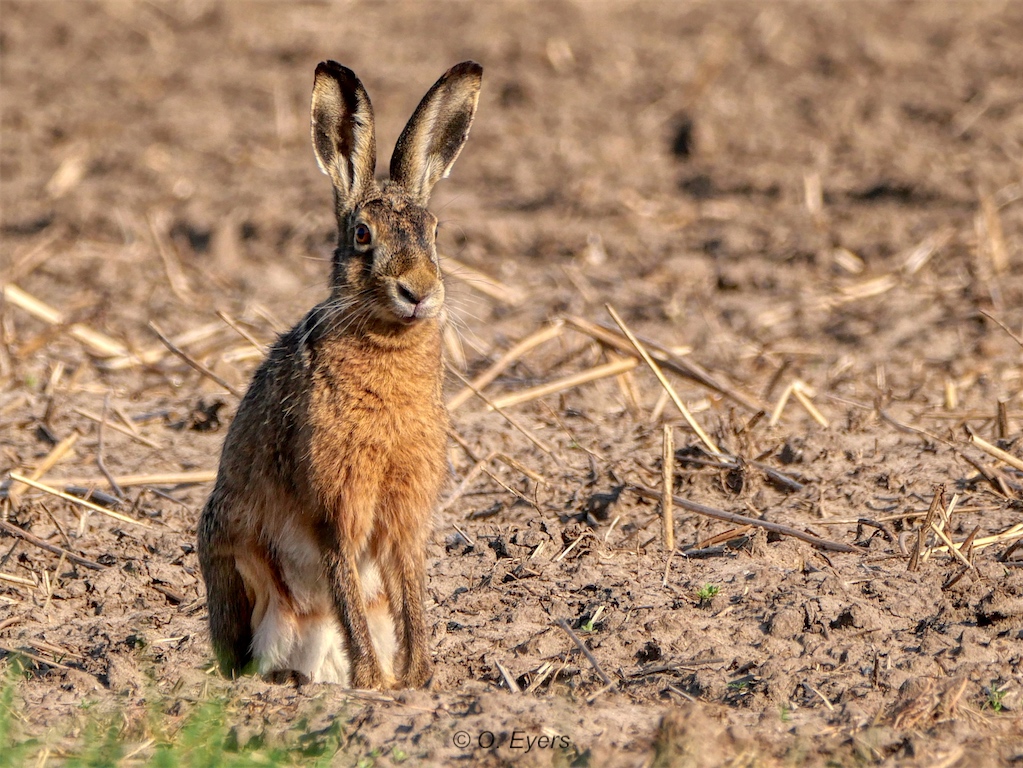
<box><xmin>197</xmin><ymin>60</ymin><xmax>482</xmax><ymax>689</ymax></box>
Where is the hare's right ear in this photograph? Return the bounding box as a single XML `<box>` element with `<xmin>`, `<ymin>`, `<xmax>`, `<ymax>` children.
<box><xmin>311</xmin><ymin>61</ymin><xmax>377</xmax><ymax>212</ymax></box>
<box><xmin>389</xmin><ymin>61</ymin><xmax>483</xmax><ymax>205</ymax></box>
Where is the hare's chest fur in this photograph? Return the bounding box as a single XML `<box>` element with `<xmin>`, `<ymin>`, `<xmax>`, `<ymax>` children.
<box><xmin>307</xmin><ymin>332</ymin><xmax>448</xmax><ymax>543</ymax></box>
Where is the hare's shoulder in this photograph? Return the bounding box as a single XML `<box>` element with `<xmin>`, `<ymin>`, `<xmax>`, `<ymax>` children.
<box><xmin>241</xmin><ymin>303</ymin><xmax>334</xmax><ymax>395</ymax></box>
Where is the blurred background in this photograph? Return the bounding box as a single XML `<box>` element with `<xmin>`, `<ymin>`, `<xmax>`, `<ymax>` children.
<box><xmin>4</xmin><ymin>1</ymin><xmax>1020</xmax><ymax>386</ymax></box>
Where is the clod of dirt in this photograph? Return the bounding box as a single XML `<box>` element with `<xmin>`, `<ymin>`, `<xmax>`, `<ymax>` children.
<box><xmin>166</xmin><ymin>398</ymin><xmax>226</xmax><ymax>432</ymax></box>
<box><xmin>778</xmin><ymin>441</ymin><xmax>804</xmax><ymax>464</ymax></box>
<box><xmin>724</xmin><ymin>465</ymin><xmax>745</xmax><ymax>495</ymax></box>
<box><xmin>768</xmin><ymin>606</ymin><xmax>805</xmax><ymax>637</ymax></box>
<box><xmin>444</xmin><ymin>531</ymin><xmax>473</xmax><ymax>554</ymax></box>
<box><xmin>669</xmin><ymin>113</ymin><xmax>695</xmax><ymax>159</ymax></box>
<box><xmin>636</xmin><ymin>640</ymin><xmax>662</xmax><ymax>664</ymax></box>
<box><xmin>487</xmin><ymin>536</ymin><xmax>512</xmax><ymax>559</ymax></box>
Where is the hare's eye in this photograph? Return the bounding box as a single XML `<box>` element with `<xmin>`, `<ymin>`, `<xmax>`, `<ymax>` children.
<box><xmin>354</xmin><ymin>224</ymin><xmax>372</xmax><ymax>246</ymax></box>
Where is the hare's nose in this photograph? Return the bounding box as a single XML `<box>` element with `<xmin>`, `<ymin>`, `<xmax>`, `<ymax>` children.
<box><xmin>397</xmin><ymin>282</ymin><xmax>424</xmax><ymax>306</ymax></box>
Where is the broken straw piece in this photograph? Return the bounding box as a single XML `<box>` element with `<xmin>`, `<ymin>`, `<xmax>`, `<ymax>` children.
<box><xmin>2</xmin><ymin>284</ymin><xmax>128</xmax><ymax>358</ymax></box>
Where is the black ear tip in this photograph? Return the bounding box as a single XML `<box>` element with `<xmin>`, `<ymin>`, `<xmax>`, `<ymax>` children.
<box><xmin>315</xmin><ymin>60</ymin><xmax>341</xmax><ymax>75</ymax></box>
<box><xmin>449</xmin><ymin>60</ymin><xmax>483</xmax><ymax>79</ymax></box>
<box><xmin>315</xmin><ymin>60</ymin><xmax>359</xmax><ymax>84</ymax></box>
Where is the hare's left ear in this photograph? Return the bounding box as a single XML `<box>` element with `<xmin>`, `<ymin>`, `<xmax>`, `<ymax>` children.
<box><xmin>389</xmin><ymin>61</ymin><xmax>482</xmax><ymax>205</ymax></box>
<box><xmin>311</xmin><ymin>61</ymin><xmax>377</xmax><ymax>214</ymax></box>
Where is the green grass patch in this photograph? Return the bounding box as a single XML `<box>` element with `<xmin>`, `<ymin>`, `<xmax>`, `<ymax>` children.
<box><xmin>0</xmin><ymin>658</ymin><xmax>346</xmax><ymax>768</ymax></box>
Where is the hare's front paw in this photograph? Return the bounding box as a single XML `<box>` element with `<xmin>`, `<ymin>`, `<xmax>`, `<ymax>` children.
<box><xmin>350</xmin><ymin>659</ymin><xmax>388</xmax><ymax>690</ymax></box>
<box><xmin>401</xmin><ymin>656</ymin><xmax>433</xmax><ymax>689</ymax></box>
<box><xmin>264</xmin><ymin>669</ymin><xmax>311</xmax><ymax>687</ymax></box>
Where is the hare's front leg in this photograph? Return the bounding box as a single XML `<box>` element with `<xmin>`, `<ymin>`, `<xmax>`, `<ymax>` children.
<box><xmin>379</xmin><ymin>540</ymin><xmax>432</xmax><ymax>688</ymax></box>
<box><xmin>323</xmin><ymin>541</ymin><xmax>388</xmax><ymax>689</ymax></box>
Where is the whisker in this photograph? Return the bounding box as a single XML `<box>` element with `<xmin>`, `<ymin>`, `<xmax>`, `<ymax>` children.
<box><xmin>442</xmin><ymin>303</ymin><xmax>488</xmax><ymax>357</ymax></box>
<box><xmin>435</xmin><ymin>193</ymin><xmax>465</xmax><ymax>215</ymax></box>
<box><xmin>295</xmin><ymin>289</ymin><xmax>374</xmax><ymax>348</ymax></box>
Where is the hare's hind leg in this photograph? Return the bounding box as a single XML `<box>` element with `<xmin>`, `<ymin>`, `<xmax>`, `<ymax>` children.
<box><xmin>199</xmin><ymin>496</ymin><xmax>255</xmax><ymax>676</ymax></box>
<box><xmin>201</xmin><ymin>551</ymin><xmax>254</xmax><ymax>676</ymax></box>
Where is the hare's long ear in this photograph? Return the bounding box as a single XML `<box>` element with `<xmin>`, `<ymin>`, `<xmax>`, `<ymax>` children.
<box><xmin>389</xmin><ymin>61</ymin><xmax>482</xmax><ymax>205</ymax></box>
<box><xmin>311</xmin><ymin>61</ymin><xmax>377</xmax><ymax>213</ymax></box>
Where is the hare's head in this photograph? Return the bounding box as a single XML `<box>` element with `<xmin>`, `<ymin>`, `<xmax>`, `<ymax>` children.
<box><xmin>311</xmin><ymin>61</ymin><xmax>482</xmax><ymax>326</ymax></box>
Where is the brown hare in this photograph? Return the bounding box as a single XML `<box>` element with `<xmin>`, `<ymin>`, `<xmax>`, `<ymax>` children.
<box><xmin>197</xmin><ymin>60</ymin><xmax>483</xmax><ymax>689</ymax></box>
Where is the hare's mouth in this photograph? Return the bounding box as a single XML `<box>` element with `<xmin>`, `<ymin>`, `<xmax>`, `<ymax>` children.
<box><xmin>386</xmin><ymin>280</ymin><xmax>443</xmax><ymax>324</ymax></box>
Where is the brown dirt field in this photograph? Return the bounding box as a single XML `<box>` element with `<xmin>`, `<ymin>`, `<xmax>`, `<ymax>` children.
<box><xmin>2</xmin><ymin>1</ymin><xmax>1023</xmax><ymax>765</ymax></box>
